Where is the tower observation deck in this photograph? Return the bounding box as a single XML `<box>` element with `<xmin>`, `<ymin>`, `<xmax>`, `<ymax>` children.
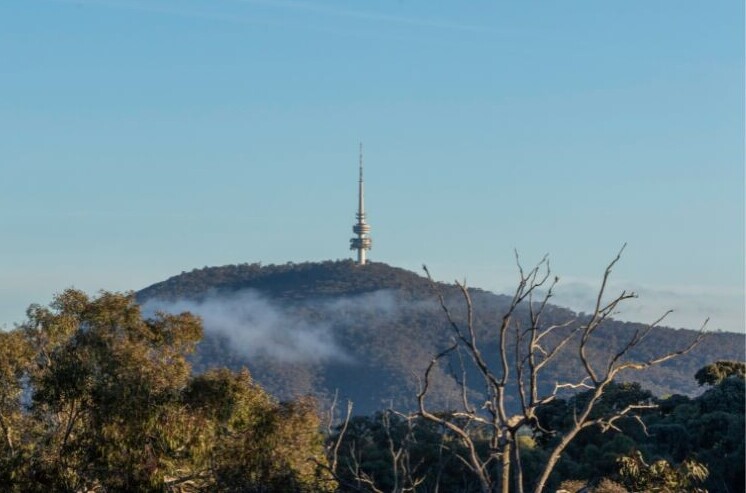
<box><xmin>350</xmin><ymin>144</ymin><xmax>372</xmax><ymax>265</ymax></box>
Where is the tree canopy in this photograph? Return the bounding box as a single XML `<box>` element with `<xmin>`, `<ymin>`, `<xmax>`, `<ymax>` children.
<box><xmin>0</xmin><ymin>278</ymin><xmax>742</xmax><ymax>492</ymax></box>
<box><xmin>694</xmin><ymin>361</ymin><xmax>746</xmax><ymax>386</ymax></box>
<box><xmin>0</xmin><ymin>289</ymin><xmax>333</xmax><ymax>492</ymax></box>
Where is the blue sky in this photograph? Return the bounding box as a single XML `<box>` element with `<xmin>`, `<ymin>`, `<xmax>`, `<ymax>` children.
<box><xmin>1</xmin><ymin>0</ymin><xmax>743</xmax><ymax>333</ymax></box>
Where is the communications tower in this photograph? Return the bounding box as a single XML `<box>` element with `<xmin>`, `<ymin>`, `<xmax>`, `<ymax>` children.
<box><xmin>350</xmin><ymin>143</ymin><xmax>372</xmax><ymax>265</ymax></box>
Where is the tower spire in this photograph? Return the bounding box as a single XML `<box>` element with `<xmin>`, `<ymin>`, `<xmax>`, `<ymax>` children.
<box><xmin>350</xmin><ymin>143</ymin><xmax>372</xmax><ymax>265</ymax></box>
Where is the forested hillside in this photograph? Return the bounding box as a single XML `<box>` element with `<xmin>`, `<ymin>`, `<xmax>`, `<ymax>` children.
<box><xmin>137</xmin><ymin>260</ymin><xmax>744</xmax><ymax>415</ymax></box>
<box><xmin>2</xmin><ymin>272</ymin><xmax>742</xmax><ymax>492</ymax></box>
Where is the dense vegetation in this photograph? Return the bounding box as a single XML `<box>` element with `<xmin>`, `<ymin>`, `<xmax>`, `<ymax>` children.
<box><xmin>0</xmin><ymin>290</ymin><xmax>333</xmax><ymax>492</ymax></box>
<box><xmin>137</xmin><ymin>260</ymin><xmax>744</xmax><ymax>415</ymax></box>
<box><xmin>0</xmin><ymin>284</ymin><xmax>743</xmax><ymax>492</ymax></box>
<box><xmin>330</xmin><ymin>368</ymin><xmax>744</xmax><ymax>492</ymax></box>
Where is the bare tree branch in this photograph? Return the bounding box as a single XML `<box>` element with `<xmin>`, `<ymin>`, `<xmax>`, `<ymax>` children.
<box><xmin>417</xmin><ymin>247</ymin><xmax>705</xmax><ymax>493</ymax></box>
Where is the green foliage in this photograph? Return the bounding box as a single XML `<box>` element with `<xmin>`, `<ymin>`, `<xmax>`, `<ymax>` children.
<box><xmin>325</xmin><ymin>363</ymin><xmax>743</xmax><ymax>492</ymax></box>
<box><xmin>5</xmin><ymin>272</ymin><xmax>738</xmax><ymax>492</ymax></box>
<box><xmin>196</xmin><ymin>371</ymin><xmax>332</xmax><ymax>493</ymax></box>
<box><xmin>533</xmin><ymin>364</ymin><xmax>744</xmax><ymax>492</ymax></box>
<box><xmin>697</xmin><ymin>375</ymin><xmax>745</xmax><ymax>414</ymax></box>
<box><xmin>650</xmin><ymin>371</ymin><xmax>744</xmax><ymax>493</ymax></box>
<box><xmin>618</xmin><ymin>451</ymin><xmax>708</xmax><ymax>493</ymax></box>
<box><xmin>0</xmin><ymin>289</ymin><xmax>333</xmax><ymax>492</ymax></box>
<box><xmin>694</xmin><ymin>361</ymin><xmax>745</xmax><ymax>386</ymax></box>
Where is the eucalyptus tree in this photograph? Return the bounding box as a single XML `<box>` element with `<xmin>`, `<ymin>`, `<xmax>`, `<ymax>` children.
<box><xmin>0</xmin><ymin>289</ymin><xmax>333</xmax><ymax>492</ymax></box>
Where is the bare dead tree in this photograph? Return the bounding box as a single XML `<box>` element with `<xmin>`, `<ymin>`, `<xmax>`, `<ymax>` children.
<box><xmin>314</xmin><ymin>392</ymin><xmax>365</xmax><ymax>492</ymax></box>
<box><xmin>417</xmin><ymin>246</ymin><xmax>706</xmax><ymax>493</ymax></box>
<box><xmin>325</xmin><ymin>390</ymin><xmax>354</xmax><ymax>477</ymax></box>
<box><xmin>381</xmin><ymin>411</ymin><xmax>426</xmax><ymax>493</ymax></box>
<box><xmin>319</xmin><ymin>397</ymin><xmax>426</xmax><ymax>493</ymax></box>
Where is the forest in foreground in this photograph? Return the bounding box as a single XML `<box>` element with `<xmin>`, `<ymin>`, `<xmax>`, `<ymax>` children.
<box><xmin>0</xmin><ymin>281</ymin><xmax>743</xmax><ymax>492</ymax></box>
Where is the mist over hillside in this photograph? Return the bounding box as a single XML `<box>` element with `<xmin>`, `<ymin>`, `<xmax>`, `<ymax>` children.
<box><xmin>137</xmin><ymin>260</ymin><xmax>744</xmax><ymax>415</ymax></box>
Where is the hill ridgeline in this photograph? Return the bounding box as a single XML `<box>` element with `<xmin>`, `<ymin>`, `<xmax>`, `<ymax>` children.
<box><xmin>137</xmin><ymin>260</ymin><xmax>744</xmax><ymax>415</ymax></box>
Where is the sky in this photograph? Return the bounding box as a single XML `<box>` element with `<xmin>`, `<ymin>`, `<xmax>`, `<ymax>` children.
<box><xmin>0</xmin><ymin>0</ymin><xmax>743</xmax><ymax>333</ymax></box>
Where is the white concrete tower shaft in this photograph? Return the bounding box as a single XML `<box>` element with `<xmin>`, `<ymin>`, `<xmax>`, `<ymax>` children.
<box><xmin>350</xmin><ymin>143</ymin><xmax>372</xmax><ymax>265</ymax></box>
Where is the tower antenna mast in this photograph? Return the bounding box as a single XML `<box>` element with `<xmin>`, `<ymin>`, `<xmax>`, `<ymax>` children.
<box><xmin>350</xmin><ymin>143</ymin><xmax>372</xmax><ymax>265</ymax></box>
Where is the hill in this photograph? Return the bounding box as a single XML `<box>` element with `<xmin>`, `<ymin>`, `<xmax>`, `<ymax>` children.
<box><xmin>137</xmin><ymin>260</ymin><xmax>744</xmax><ymax>415</ymax></box>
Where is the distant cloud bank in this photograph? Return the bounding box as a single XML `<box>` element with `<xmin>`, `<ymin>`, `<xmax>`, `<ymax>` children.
<box><xmin>537</xmin><ymin>279</ymin><xmax>744</xmax><ymax>333</ymax></box>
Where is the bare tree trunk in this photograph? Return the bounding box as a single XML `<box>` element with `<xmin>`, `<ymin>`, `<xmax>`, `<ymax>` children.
<box><xmin>501</xmin><ymin>442</ymin><xmax>511</xmax><ymax>493</ymax></box>
<box><xmin>533</xmin><ymin>428</ymin><xmax>581</xmax><ymax>493</ymax></box>
<box><xmin>513</xmin><ymin>434</ymin><xmax>524</xmax><ymax>493</ymax></box>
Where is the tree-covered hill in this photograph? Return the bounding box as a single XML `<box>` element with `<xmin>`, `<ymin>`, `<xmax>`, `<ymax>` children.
<box><xmin>136</xmin><ymin>260</ymin><xmax>744</xmax><ymax>415</ymax></box>
<box><xmin>137</xmin><ymin>259</ymin><xmax>475</xmax><ymax>302</ymax></box>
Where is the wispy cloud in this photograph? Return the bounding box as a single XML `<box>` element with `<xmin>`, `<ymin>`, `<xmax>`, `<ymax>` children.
<box><xmin>142</xmin><ymin>289</ymin><xmax>416</xmax><ymax>364</ymax></box>
<box><xmin>535</xmin><ymin>277</ymin><xmax>744</xmax><ymax>333</ymax></box>
<box><xmin>144</xmin><ymin>290</ymin><xmax>347</xmax><ymax>363</ymax></box>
